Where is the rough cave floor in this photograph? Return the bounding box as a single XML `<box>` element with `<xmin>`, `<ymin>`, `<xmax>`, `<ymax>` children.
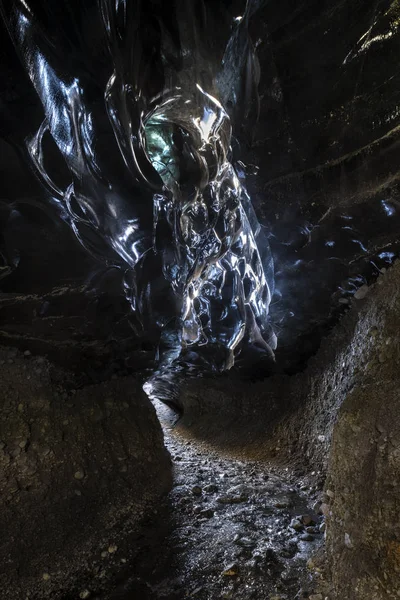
<box><xmin>127</xmin><ymin>399</ymin><xmax>329</xmax><ymax>600</ymax></box>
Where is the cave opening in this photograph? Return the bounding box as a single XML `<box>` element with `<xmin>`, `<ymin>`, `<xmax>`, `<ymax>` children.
<box><xmin>1</xmin><ymin>0</ymin><xmax>400</xmax><ymax>599</ymax></box>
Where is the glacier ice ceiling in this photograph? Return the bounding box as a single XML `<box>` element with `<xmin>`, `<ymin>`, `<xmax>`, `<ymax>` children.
<box><xmin>2</xmin><ymin>0</ymin><xmax>400</xmax><ymax>387</ymax></box>
<box><xmin>0</xmin><ymin>0</ymin><xmax>276</xmax><ymax>384</ymax></box>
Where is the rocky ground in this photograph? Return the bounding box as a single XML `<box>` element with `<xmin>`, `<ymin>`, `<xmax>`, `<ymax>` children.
<box><xmin>123</xmin><ymin>400</ymin><xmax>330</xmax><ymax>600</ymax></box>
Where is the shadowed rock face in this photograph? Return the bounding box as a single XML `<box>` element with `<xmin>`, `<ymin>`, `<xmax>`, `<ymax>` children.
<box><xmin>0</xmin><ymin>347</ymin><xmax>172</xmax><ymax>600</ymax></box>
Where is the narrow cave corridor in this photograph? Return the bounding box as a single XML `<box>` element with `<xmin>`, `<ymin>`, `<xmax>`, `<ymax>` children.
<box><xmin>1</xmin><ymin>1</ymin><xmax>400</xmax><ymax>599</ymax></box>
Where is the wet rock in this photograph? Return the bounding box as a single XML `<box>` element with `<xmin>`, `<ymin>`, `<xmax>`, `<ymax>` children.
<box><xmin>290</xmin><ymin>519</ymin><xmax>304</xmax><ymax>532</ymax></box>
<box><xmin>299</xmin><ymin>533</ymin><xmax>314</xmax><ymax>542</ymax></box>
<box><xmin>217</xmin><ymin>494</ymin><xmax>248</xmax><ymax>504</ymax></box>
<box><xmin>199</xmin><ymin>509</ymin><xmax>214</xmax><ymax>519</ymax></box>
<box><xmin>306</xmin><ymin>527</ymin><xmax>319</xmax><ymax>535</ymax></box>
<box><xmin>301</xmin><ymin>515</ymin><xmax>314</xmax><ymax>526</ymax></box>
<box><xmin>191</xmin><ymin>486</ymin><xmax>202</xmax><ymax>496</ymax></box>
<box><xmin>222</xmin><ymin>563</ymin><xmax>239</xmax><ymax>577</ymax></box>
<box><xmin>203</xmin><ymin>483</ymin><xmax>218</xmax><ymax>493</ymax></box>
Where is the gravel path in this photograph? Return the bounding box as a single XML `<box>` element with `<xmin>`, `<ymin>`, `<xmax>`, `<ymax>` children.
<box><xmin>136</xmin><ymin>400</ymin><xmax>326</xmax><ymax>600</ymax></box>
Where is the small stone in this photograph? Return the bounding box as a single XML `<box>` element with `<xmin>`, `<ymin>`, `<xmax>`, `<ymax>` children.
<box><xmin>290</xmin><ymin>518</ymin><xmax>304</xmax><ymax>532</ymax></box>
<box><xmin>312</xmin><ymin>501</ymin><xmax>322</xmax><ymax>513</ymax></box>
<box><xmin>19</xmin><ymin>440</ymin><xmax>27</xmax><ymax>449</ymax></box>
<box><xmin>235</xmin><ymin>537</ymin><xmax>255</xmax><ymax>548</ymax></box>
<box><xmin>319</xmin><ymin>522</ymin><xmax>326</xmax><ymax>534</ymax></box>
<box><xmin>79</xmin><ymin>591</ymin><xmax>91</xmax><ymax>599</ymax></box>
<box><xmin>17</xmin><ymin>403</ymin><xmax>24</xmax><ymax>413</ymax></box>
<box><xmin>300</xmin><ymin>533</ymin><xmax>314</xmax><ymax>542</ymax></box>
<box><xmin>108</xmin><ymin>544</ymin><xmax>118</xmax><ymax>554</ymax></box>
<box><xmin>344</xmin><ymin>533</ymin><xmax>353</xmax><ymax>549</ymax></box>
<box><xmin>74</xmin><ymin>470</ymin><xmax>85</xmax><ymax>480</ymax></box>
<box><xmin>191</xmin><ymin>486</ymin><xmax>202</xmax><ymax>496</ymax></box>
<box><xmin>217</xmin><ymin>495</ymin><xmax>247</xmax><ymax>504</ymax></box>
<box><xmin>319</xmin><ymin>503</ymin><xmax>330</xmax><ymax>516</ymax></box>
<box><xmin>204</xmin><ymin>483</ymin><xmax>218</xmax><ymax>493</ymax></box>
<box><xmin>42</xmin><ymin>573</ymin><xmax>50</xmax><ymax>581</ymax></box>
<box><xmin>354</xmin><ymin>285</ymin><xmax>369</xmax><ymax>300</ymax></box>
<box><xmin>301</xmin><ymin>515</ymin><xmax>314</xmax><ymax>526</ymax></box>
<box><xmin>24</xmin><ymin>350</ymin><xmax>31</xmax><ymax>357</ymax></box>
<box><xmin>274</xmin><ymin>501</ymin><xmax>289</xmax><ymax>509</ymax></box>
<box><xmin>325</xmin><ymin>489</ymin><xmax>335</xmax><ymax>499</ymax></box>
<box><xmin>101</xmin><ymin>551</ymin><xmax>108</xmax><ymax>558</ymax></box>
<box><xmin>199</xmin><ymin>509</ymin><xmax>214</xmax><ymax>519</ymax></box>
<box><xmin>307</xmin><ymin>558</ymin><xmax>315</xmax><ymax>570</ymax></box>
<box><xmin>309</xmin><ymin>595</ymin><xmax>323</xmax><ymax>600</ymax></box>
<box><xmin>306</xmin><ymin>526</ymin><xmax>319</xmax><ymax>534</ymax></box>
<box><xmin>222</xmin><ymin>563</ymin><xmax>239</xmax><ymax>576</ymax></box>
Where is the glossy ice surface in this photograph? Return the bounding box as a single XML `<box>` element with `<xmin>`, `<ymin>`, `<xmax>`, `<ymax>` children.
<box><xmin>1</xmin><ymin>0</ymin><xmax>275</xmax><ymax>380</ymax></box>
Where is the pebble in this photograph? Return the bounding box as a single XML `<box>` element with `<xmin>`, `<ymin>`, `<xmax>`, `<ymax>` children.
<box><xmin>192</xmin><ymin>486</ymin><xmax>202</xmax><ymax>496</ymax></box>
<box><xmin>199</xmin><ymin>509</ymin><xmax>214</xmax><ymax>519</ymax></box>
<box><xmin>222</xmin><ymin>563</ymin><xmax>239</xmax><ymax>576</ymax></box>
<box><xmin>299</xmin><ymin>533</ymin><xmax>314</xmax><ymax>542</ymax></box>
<box><xmin>306</xmin><ymin>527</ymin><xmax>319</xmax><ymax>534</ymax></box>
<box><xmin>274</xmin><ymin>501</ymin><xmax>289</xmax><ymax>509</ymax></box>
<box><xmin>312</xmin><ymin>501</ymin><xmax>321</xmax><ymax>513</ymax></box>
<box><xmin>42</xmin><ymin>573</ymin><xmax>50</xmax><ymax>581</ymax></box>
<box><xmin>108</xmin><ymin>545</ymin><xmax>118</xmax><ymax>554</ymax></box>
<box><xmin>301</xmin><ymin>515</ymin><xmax>314</xmax><ymax>526</ymax></box>
<box><xmin>79</xmin><ymin>591</ymin><xmax>91</xmax><ymax>599</ymax></box>
<box><xmin>217</xmin><ymin>495</ymin><xmax>247</xmax><ymax>504</ymax></box>
<box><xmin>24</xmin><ymin>350</ymin><xmax>31</xmax><ymax>357</ymax></box>
<box><xmin>319</xmin><ymin>503</ymin><xmax>330</xmax><ymax>516</ymax></box>
<box><xmin>344</xmin><ymin>533</ymin><xmax>353</xmax><ymax>549</ymax></box>
<box><xmin>290</xmin><ymin>519</ymin><xmax>304</xmax><ymax>532</ymax></box>
<box><xmin>354</xmin><ymin>285</ymin><xmax>369</xmax><ymax>300</ymax></box>
<box><xmin>309</xmin><ymin>595</ymin><xmax>323</xmax><ymax>600</ymax></box>
<box><xmin>74</xmin><ymin>470</ymin><xmax>85</xmax><ymax>480</ymax></box>
<box><xmin>319</xmin><ymin>522</ymin><xmax>326</xmax><ymax>534</ymax></box>
<box><xmin>203</xmin><ymin>483</ymin><xmax>218</xmax><ymax>493</ymax></box>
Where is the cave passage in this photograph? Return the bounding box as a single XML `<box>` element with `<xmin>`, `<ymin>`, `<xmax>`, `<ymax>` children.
<box><xmin>1</xmin><ymin>1</ymin><xmax>400</xmax><ymax>599</ymax></box>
